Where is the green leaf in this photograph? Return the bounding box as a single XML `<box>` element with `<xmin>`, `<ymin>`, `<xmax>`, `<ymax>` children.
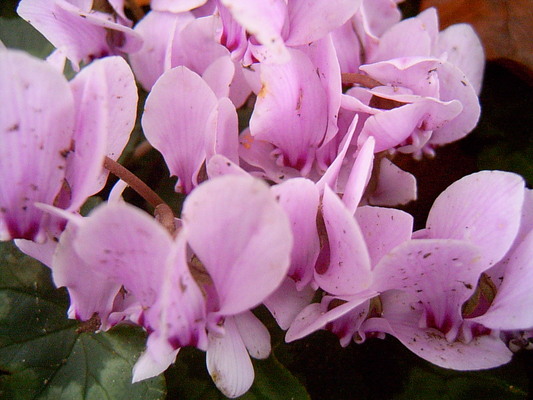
<box><xmin>0</xmin><ymin>17</ymin><xmax>54</xmax><ymax>59</ymax></box>
<box><xmin>165</xmin><ymin>346</ymin><xmax>310</xmax><ymax>400</ymax></box>
<box><xmin>0</xmin><ymin>241</ymin><xmax>166</xmax><ymax>400</ymax></box>
<box><xmin>394</xmin><ymin>364</ymin><xmax>528</xmax><ymax>400</ymax></box>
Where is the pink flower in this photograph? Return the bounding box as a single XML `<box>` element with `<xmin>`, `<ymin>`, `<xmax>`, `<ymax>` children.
<box><xmin>0</xmin><ymin>49</ymin><xmax>137</xmax><ymax>242</ymax></box>
<box><xmin>51</xmin><ymin>175</ymin><xmax>293</xmax><ymax>397</ymax></box>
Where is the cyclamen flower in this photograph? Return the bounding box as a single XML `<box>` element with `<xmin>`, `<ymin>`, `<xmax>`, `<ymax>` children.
<box><xmin>0</xmin><ymin>49</ymin><xmax>137</xmax><ymax>242</ymax></box>
<box><xmin>51</xmin><ymin>175</ymin><xmax>293</xmax><ymax>398</ymax></box>
<box><xmin>340</xmin><ymin>8</ymin><xmax>484</xmax><ymax>155</ymax></box>
<box><xmin>17</xmin><ymin>0</ymin><xmax>143</xmax><ymax>70</ymax></box>
<box><xmin>359</xmin><ymin>171</ymin><xmax>530</xmax><ymax>369</ymax></box>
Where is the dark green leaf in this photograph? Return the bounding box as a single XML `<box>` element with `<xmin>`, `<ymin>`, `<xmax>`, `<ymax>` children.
<box><xmin>0</xmin><ymin>241</ymin><xmax>166</xmax><ymax>400</ymax></box>
<box><xmin>0</xmin><ymin>17</ymin><xmax>54</xmax><ymax>59</ymax></box>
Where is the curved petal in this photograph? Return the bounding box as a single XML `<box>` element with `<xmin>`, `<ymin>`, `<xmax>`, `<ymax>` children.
<box><xmin>426</xmin><ymin>171</ymin><xmax>525</xmax><ymax>267</ymax></box>
<box><xmin>142</xmin><ymin>66</ymin><xmax>218</xmax><ymax>193</ymax></box>
<box><xmin>315</xmin><ymin>186</ymin><xmax>372</xmax><ymax>296</ymax></box>
<box><xmin>436</xmin><ymin>23</ymin><xmax>484</xmax><ymax>95</ymax></box>
<box><xmin>430</xmin><ymin>61</ymin><xmax>480</xmax><ymax>145</ymax></box>
<box><xmin>182</xmin><ymin>175</ymin><xmax>292</xmax><ymax>315</ymax></box>
<box><xmin>143</xmin><ymin>233</ymin><xmax>208</xmax><ymax>353</ymax></box>
<box><xmin>66</xmin><ymin>56</ymin><xmax>137</xmax><ymax>211</ymax></box>
<box><xmin>286</xmin><ymin>292</ymin><xmax>376</xmax><ymax>342</ymax></box>
<box><xmin>207</xmin><ymin>317</ymin><xmax>255</xmax><ymax>398</ymax></box>
<box><xmin>0</xmin><ymin>49</ymin><xmax>73</xmax><ymax>241</ymax></box>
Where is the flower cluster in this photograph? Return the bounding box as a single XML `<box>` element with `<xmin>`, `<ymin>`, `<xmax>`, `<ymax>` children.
<box><xmin>1</xmin><ymin>0</ymin><xmax>531</xmax><ymax>398</ymax></box>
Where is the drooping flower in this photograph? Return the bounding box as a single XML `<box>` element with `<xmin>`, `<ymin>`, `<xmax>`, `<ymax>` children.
<box><xmin>50</xmin><ymin>175</ymin><xmax>293</xmax><ymax>397</ymax></box>
<box><xmin>17</xmin><ymin>0</ymin><xmax>143</xmax><ymax>70</ymax></box>
<box><xmin>360</xmin><ymin>171</ymin><xmax>529</xmax><ymax>370</ymax></box>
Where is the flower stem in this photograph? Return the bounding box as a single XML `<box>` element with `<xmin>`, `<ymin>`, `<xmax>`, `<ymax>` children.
<box><xmin>341</xmin><ymin>73</ymin><xmax>382</xmax><ymax>88</ymax></box>
<box><xmin>104</xmin><ymin>156</ymin><xmax>176</xmax><ymax>234</ymax></box>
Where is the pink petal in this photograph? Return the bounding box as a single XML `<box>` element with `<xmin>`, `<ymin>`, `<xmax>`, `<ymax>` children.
<box><xmin>299</xmin><ymin>35</ymin><xmax>342</xmax><ymax>148</ymax></box>
<box><xmin>286</xmin><ymin>0</ymin><xmax>362</xmax><ymax>46</ymax></box>
<box><xmin>234</xmin><ymin>311</ymin><xmax>271</xmax><ymax>359</ymax></box>
<box><xmin>129</xmin><ymin>10</ymin><xmax>195</xmax><ymax>91</ymax></box>
<box><xmin>202</xmin><ymin>55</ymin><xmax>235</xmax><ymax>99</ymax></box>
<box><xmin>143</xmin><ymin>233</ymin><xmax>208</xmax><ymax>352</ymax></box>
<box><xmin>250</xmin><ymin>48</ymin><xmax>329</xmax><ymax>173</ymax></box>
<box><xmin>360</xmin><ymin>57</ymin><xmax>441</xmax><ymax>98</ymax></box>
<box><xmin>315</xmin><ymin>114</ymin><xmax>358</xmax><ymax>194</ymax></box>
<box><xmin>73</xmin><ymin>202</ymin><xmax>173</xmax><ymax>307</ymax></box>
<box><xmin>369</xmin><ymin>10</ymin><xmax>435</xmax><ymax>63</ymax></box>
<box><xmin>368</xmin><ymin>158</ymin><xmax>417</xmax><ymax>206</ymax></box>
<box><xmin>219</xmin><ymin>0</ymin><xmax>289</xmax><ymax>63</ymax></box>
<box><xmin>178</xmin><ymin>15</ymin><xmax>229</xmax><ymax>73</ymax></box>
<box><xmin>17</xmin><ymin>0</ymin><xmax>141</xmax><ymax>70</ymax></box>
<box><xmin>52</xmin><ymin>223</ymin><xmax>122</xmax><ymax>323</ymax></box>
<box><xmin>207</xmin><ymin>97</ymin><xmax>240</xmax><ymax>164</ymax></box>
<box><xmin>426</xmin><ymin>171</ymin><xmax>525</xmax><ymax>267</ymax></box>
<box><xmin>207</xmin><ymin>317</ymin><xmax>255</xmax><ymax>398</ymax></box>
<box><xmin>355</xmin><ymin>206</ymin><xmax>413</xmax><ymax>267</ymax></box>
<box><xmin>142</xmin><ymin>66</ymin><xmax>218</xmax><ymax>193</ymax></box>
<box><xmin>358</xmin><ymin>97</ymin><xmax>462</xmax><ymax>153</ymax></box>
<box><xmin>151</xmin><ymin>0</ymin><xmax>207</xmax><ymax>12</ymax></box>
<box><xmin>341</xmin><ymin>136</ymin><xmax>375</xmax><ymax>214</ymax></box>
<box><xmin>429</xmin><ymin>61</ymin><xmax>481</xmax><ymax>145</ymax></box>
<box><xmin>264</xmin><ymin>277</ymin><xmax>315</xmax><ymax>330</ymax></box>
<box><xmin>470</xmin><ymin>229</ymin><xmax>533</xmax><ymax>330</ymax></box>
<box><xmin>315</xmin><ymin>186</ymin><xmax>372</xmax><ymax>296</ymax></box>
<box><xmin>373</xmin><ymin>239</ymin><xmax>485</xmax><ymax>340</ymax></box>
<box><xmin>436</xmin><ymin>24</ymin><xmax>484</xmax><ymax>95</ymax></box>
<box><xmin>0</xmin><ymin>50</ymin><xmax>73</xmax><ymax>241</ymax></box>
<box><xmin>182</xmin><ymin>175</ymin><xmax>292</xmax><ymax>315</ymax></box>
<box><xmin>206</xmin><ymin>154</ymin><xmax>250</xmax><ymax>179</ymax></box>
<box><xmin>271</xmin><ymin>178</ymin><xmax>320</xmax><ymax>289</ymax></box>
<box><xmin>66</xmin><ymin>56</ymin><xmax>137</xmax><ymax>211</ymax></box>
<box><xmin>367</xmin><ymin>290</ymin><xmax>513</xmax><ymax>370</ymax></box>
<box><xmin>286</xmin><ymin>292</ymin><xmax>376</xmax><ymax>342</ymax></box>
